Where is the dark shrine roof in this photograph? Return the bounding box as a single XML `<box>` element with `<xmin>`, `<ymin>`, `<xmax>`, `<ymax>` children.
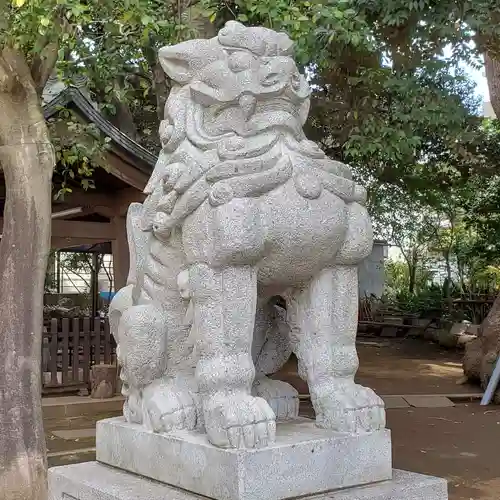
<box><xmin>43</xmin><ymin>85</ymin><xmax>157</xmax><ymax>173</ymax></box>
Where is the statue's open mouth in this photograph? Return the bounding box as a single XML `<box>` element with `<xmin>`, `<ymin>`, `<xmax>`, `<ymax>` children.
<box><xmin>199</xmin><ymin>97</ymin><xmax>304</xmax><ymax>140</ymax></box>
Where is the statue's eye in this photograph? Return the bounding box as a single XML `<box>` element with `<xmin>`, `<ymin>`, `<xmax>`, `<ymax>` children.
<box><xmin>228</xmin><ymin>52</ymin><xmax>254</xmax><ymax>72</ymax></box>
<box><xmin>291</xmin><ymin>73</ymin><xmax>301</xmax><ymax>90</ymax></box>
<box><xmin>262</xmin><ymin>72</ymin><xmax>281</xmax><ymax>86</ymax></box>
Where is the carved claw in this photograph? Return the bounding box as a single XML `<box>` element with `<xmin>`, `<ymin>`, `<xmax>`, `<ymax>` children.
<box><xmin>252</xmin><ymin>377</ymin><xmax>299</xmax><ymax>421</ymax></box>
<box><xmin>123</xmin><ymin>391</ymin><xmax>143</xmax><ymax>424</ymax></box>
<box><xmin>312</xmin><ymin>382</ymin><xmax>385</xmax><ymax>434</ymax></box>
<box><xmin>142</xmin><ymin>380</ymin><xmax>198</xmax><ymax>433</ymax></box>
<box><xmin>204</xmin><ymin>393</ymin><xmax>276</xmax><ymax>449</ymax></box>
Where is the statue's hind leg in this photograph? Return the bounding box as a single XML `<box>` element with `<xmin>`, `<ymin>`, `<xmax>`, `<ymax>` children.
<box><xmin>287</xmin><ymin>203</ymin><xmax>385</xmax><ymax>433</ymax></box>
<box><xmin>190</xmin><ymin>264</ymin><xmax>276</xmax><ymax>448</ymax></box>
<box><xmin>252</xmin><ymin>299</ymin><xmax>299</xmax><ymax>420</ymax></box>
<box><xmin>288</xmin><ymin>266</ymin><xmax>385</xmax><ymax>433</ymax></box>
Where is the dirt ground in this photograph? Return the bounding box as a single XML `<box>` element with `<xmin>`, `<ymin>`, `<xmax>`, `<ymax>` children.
<box><xmin>45</xmin><ymin>337</ymin><xmax>499</xmax><ymax>499</ymax></box>
<box><xmin>356</xmin><ymin>337</ymin><xmax>475</xmax><ymax>395</ymax></box>
<box><xmin>388</xmin><ymin>404</ymin><xmax>500</xmax><ymax>500</ymax></box>
<box><xmin>276</xmin><ymin>336</ymin><xmax>475</xmax><ymax>396</ymax></box>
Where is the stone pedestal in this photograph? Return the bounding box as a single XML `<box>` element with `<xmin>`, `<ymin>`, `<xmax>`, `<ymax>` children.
<box><xmin>49</xmin><ymin>462</ymin><xmax>448</xmax><ymax>500</ymax></box>
<box><xmin>48</xmin><ymin>417</ymin><xmax>448</xmax><ymax>500</ymax></box>
<box><xmin>96</xmin><ymin>417</ymin><xmax>392</xmax><ymax>500</ymax></box>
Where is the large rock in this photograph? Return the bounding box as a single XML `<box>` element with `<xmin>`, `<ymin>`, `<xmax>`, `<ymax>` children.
<box><xmin>463</xmin><ymin>337</ymin><xmax>482</xmax><ymax>382</ymax></box>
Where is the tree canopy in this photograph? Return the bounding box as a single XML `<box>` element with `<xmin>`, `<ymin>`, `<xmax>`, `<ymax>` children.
<box><xmin>4</xmin><ymin>0</ymin><xmax>500</xmax><ymax>200</ymax></box>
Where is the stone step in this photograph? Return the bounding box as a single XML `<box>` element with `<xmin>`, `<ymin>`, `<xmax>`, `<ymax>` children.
<box><xmin>49</xmin><ymin>462</ymin><xmax>448</xmax><ymax>500</ymax></box>
<box><xmin>52</xmin><ymin>428</ymin><xmax>96</xmax><ymax>440</ymax></box>
<box><xmin>47</xmin><ymin>447</ymin><xmax>96</xmax><ymax>468</ymax></box>
<box><xmin>43</xmin><ymin>395</ymin><xmax>124</xmax><ymax>419</ymax></box>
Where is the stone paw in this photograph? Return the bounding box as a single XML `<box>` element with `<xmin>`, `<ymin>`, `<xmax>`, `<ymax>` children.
<box><xmin>252</xmin><ymin>377</ymin><xmax>299</xmax><ymax>421</ymax></box>
<box><xmin>142</xmin><ymin>380</ymin><xmax>198</xmax><ymax>433</ymax></box>
<box><xmin>123</xmin><ymin>390</ymin><xmax>143</xmax><ymax>424</ymax></box>
<box><xmin>312</xmin><ymin>382</ymin><xmax>385</xmax><ymax>434</ymax></box>
<box><xmin>204</xmin><ymin>393</ymin><xmax>276</xmax><ymax>449</ymax></box>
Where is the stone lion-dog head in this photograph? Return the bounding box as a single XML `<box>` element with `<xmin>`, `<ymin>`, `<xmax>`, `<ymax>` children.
<box><xmin>142</xmin><ymin>21</ymin><xmax>363</xmax><ymax>238</ymax></box>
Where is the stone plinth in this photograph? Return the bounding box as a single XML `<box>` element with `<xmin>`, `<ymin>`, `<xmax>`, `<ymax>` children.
<box><xmin>96</xmin><ymin>417</ymin><xmax>392</xmax><ymax>500</ymax></box>
<box><xmin>48</xmin><ymin>462</ymin><xmax>448</xmax><ymax>500</ymax></box>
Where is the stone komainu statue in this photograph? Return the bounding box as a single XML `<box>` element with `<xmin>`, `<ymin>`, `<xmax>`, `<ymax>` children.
<box><xmin>109</xmin><ymin>21</ymin><xmax>385</xmax><ymax>449</ymax></box>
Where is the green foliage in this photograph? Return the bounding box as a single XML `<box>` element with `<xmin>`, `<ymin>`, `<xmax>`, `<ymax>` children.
<box><xmin>203</xmin><ymin>0</ymin><xmax>373</xmax><ymax>66</ymax></box>
<box><xmin>385</xmin><ymin>258</ymin><xmax>434</xmax><ymax>295</ymax></box>
<box><xmin>4</xmin><ymin>0</ymin><xmax>500</xmax><ymax>198</ymax></box>
<box><xmin>47</xmin><ymin>108</ymin><xmax>111</xmax><ymax>198</ymax></box>
<box><xmin>1</xmin><ymin>0</ymin><xmax>197</xmax><ymax>194</ymax></box>
<box><xmin>196</xmin><ymin>0</ymin><xmax>500</xmax><ymax>205</ymax></box>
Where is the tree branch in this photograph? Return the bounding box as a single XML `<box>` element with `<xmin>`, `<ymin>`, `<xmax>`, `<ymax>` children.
<box><xmin>31</xmin><ymin>41</ymin><xmax>60</xmax><ymax>95</ymax></box>
<box><xmin>0</xmin><ymin>54</ymin><xmax>17</xmax><ymax>93</ymax></box>
<box><xmin>122</xmin><ymin>66</ymin><xmax>152</xmax><ymax>82</ymax></box>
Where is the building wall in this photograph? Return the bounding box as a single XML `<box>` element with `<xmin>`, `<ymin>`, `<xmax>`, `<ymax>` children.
<box><xmin>358</xmin><ymin>241</ymin><xmax>387</xmax><ymax>298</ymax></box>
<box><xmin>483</xmin><ymin>101</ymin><xmax>496</xmax><ymax>118</ymax></box>
<box><xmin>56</xmin><ymin>253</ymin><xmax>114</xmax><ymax>294</ymax></box>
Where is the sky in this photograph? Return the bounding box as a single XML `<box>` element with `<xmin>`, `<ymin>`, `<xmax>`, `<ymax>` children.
<box><xmin>468</xmin><ymin>61</ymin><xmax>490</xmax><ymax>102</ymax></box>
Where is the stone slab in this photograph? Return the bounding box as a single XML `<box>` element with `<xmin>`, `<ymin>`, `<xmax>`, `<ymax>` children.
<box><xmin>48</xmin><ymin>462</ymin><xmax>448</xmax><ymax>500</ymax></box>
<box><xmin>403</xmin><ymin>395</ymin><xmax>455</xmax><ymax>408</ymax></box>
<box><xmin>96</xmin><ymin>417</ymin><xmax>392</xmax><ymax>500</ymax></box>
<box><xmin>52</xmin><ymin>428</ymin><xmax>96</xmax><ymax>440</ymax></box>
<box><xmin>449</xmin><ymin>323</ymin><xmax>468</xmax><ymax>336</ymax></box>
<box><xmin>42</xmin><ymin>395</ymin><xmax>124</xmax><ymax>419</ymax></box>
<box><xmin>380</xmin><ymin>327</ymin><xmax>399</xmax><ymax>338</ymax></box>
<box><xmin>381</xmin><ymin>396</ymin><xmax>410</xmax><ymax>409</ymax></box>
<box><xmin>466</xmin><ymin>324</ymin><xmax>480</xmax><ymax>335</ymax></box>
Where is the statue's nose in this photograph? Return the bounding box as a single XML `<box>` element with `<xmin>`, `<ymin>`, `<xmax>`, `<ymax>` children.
<box><xmin>239</xmin><ymin>94</ymin><xmax>257</xmax><ymax>120</ymax></box>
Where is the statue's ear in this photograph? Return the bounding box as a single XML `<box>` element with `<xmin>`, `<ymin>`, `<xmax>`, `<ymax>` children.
<box><xmin>159</xmin><ymin>38</ymin><xmax>225</xmax><ymax>84</ymax></box>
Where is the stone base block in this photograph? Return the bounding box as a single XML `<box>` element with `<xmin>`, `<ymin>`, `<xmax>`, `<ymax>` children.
<box><xmin>96</xmin><ymin>417</ymin><xmax>391</xmax><ymax>500</ymax></box>
<box><xmin>48</xmin><ymin>462</ymin><xmax>448</xmax><ymax>500</ymax></box>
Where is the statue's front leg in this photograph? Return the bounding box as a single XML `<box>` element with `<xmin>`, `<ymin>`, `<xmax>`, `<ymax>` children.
<box><xmin>289</xmin><ymin>266</ymin><xmax>385</xmax><ymax>433</ymax></box>
<box><xmin>190</xmin><ymin>264</ymin><xmax>276</xmax><ymax>448</ymax></box>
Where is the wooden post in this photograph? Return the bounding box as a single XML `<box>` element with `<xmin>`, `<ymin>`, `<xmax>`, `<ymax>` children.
<box><xmin>91</xmin><ymin>252</ymin><xmax>99</xmax><ymax>317</ymax></box>
<box><xmin>112</xmin><ymin>216</ymin><xmax>129</xmax><ymax>291</ymax></box>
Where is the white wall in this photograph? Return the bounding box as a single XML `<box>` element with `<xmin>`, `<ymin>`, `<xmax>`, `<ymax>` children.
<box><xmin>358</xmin><ymin>241</ymin><xmax>387</xmax><ymax>298</ymax></box>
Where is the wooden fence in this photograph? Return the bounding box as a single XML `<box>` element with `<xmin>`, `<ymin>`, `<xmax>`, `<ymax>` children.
<box><xmin>42</xmin><ymin>317</ymin><xmax>116</xmax><ymax>394</ymax></box>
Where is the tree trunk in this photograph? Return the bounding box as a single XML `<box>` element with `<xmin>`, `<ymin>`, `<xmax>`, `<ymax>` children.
<box><xmin>485</xmin><ymin>51</ymin><xmax>500</xmax><ymax>117</ymax></box>
<box><xmin>0</xmin><ymin>48</ymin><xmax>54</xmax><ymax>500</ymax></box>
<box><xmin>444</xmin><ymin>251</ymin><xmax>453</xmax><ymax>313</ymax></box>
<box><xmin>111</xmin><ymin>97</ymin><xmax>140</xmax><ymax>141</ymax></box>
<box><xmin>408</xmin><ymin>265</ymin><xmax>416</xmax><ymax>294</ymax></box>
<box><xmin>407</xmin><ymin>251</ymin><xmax>418</xmax><ymax>295</ymax></box>
<box><xmin>464</xmin><ymin>50</ymin><xmax>500</xmax><ymax>387</ymax></box>
<box><xmin>463</xmin><ymin>291</ymin><xmax>500</xmax><ymax>389</ymax></box>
